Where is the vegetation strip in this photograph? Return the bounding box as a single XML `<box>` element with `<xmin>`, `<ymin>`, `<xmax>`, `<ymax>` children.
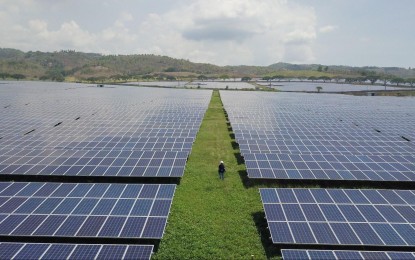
<box><xmin>153</xmin><ymin>90</ymin><xmax>269</xmax><ymax>259</ymax></box>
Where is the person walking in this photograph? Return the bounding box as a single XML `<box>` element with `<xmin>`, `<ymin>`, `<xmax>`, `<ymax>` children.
<box><xmin>218</xmin><ymin>161</ymin><xmax>226</xmax><ymax>180</ymax></box>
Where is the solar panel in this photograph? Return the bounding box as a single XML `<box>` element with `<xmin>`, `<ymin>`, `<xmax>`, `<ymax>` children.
<box><xmin>281</xmin><ymin>249</ymin><xmax>415</xmax><ymax>260</ymax></box>
<box><xmin>0</xmin><ymin>182</ymin><xmax>175</xmax><ymax>239</ymax></box>
<box><xmin>0</xmin><ymin>242</ymin><xmax>153</xmax><ymax>260</ymax></box>
<box><xmin>246</xmin><ymin>153</ymin><xmax>415</xmax><ymax>181</ymax></box>
<box><xmin>261</xmin><ymin>188</ymin><xmax>415</xmax><ymax>246</ymax></box>
<box><xmin>0</xmin><ymin>149</ymin><xmax>188</xmax><ymax>177</ymax></box>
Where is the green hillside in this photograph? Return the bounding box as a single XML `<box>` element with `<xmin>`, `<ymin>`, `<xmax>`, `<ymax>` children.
<box><xmin>1</xmin><ymin>48</ymin><xmax>414</xmax><ymax>82</ymax></box>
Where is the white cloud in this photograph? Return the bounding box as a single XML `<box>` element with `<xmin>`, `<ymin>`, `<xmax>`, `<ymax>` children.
<box><xmin>134</xmin><ymin>0</ymin><xmax>317</xmax><ymax>65</ymax></box>
<box><xmin>319</xmin><ymin>25</ymin><xmax>338</xmax><ymax>34</ymax></box>
<box><xmin>0</xmin><ymin>0</ymin><xmax>318</xmax><ymax>65</ymax></box>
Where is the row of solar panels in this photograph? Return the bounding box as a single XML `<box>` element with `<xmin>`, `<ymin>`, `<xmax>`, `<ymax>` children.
<box><xmin>0</xmin><ymin>183</ymin><xmax>174</xmax><ymax>239</ymax></box>
<box><xmin>221</xmin><ymin>91</ymin><xmax>415</xmax><ymax>183</ymax></box>
<box><xmin>261</xmin><ymin>188</ymin><xmax>415</xmax><ymax>259</ymax></box>
<box><xmin>0</xmin><ymin>82</ymin><xmax>213</xmax><ymax>259</ymax></box>
<box><xmin>0</xmin><ymin>243</ymin><xmax>154</xmax><ymax>260</ymax></box>
<box><xmin>0</xmin><ymin>137</ymin><xmax>195</xmax><ymax>152</ymax></box>
<box><xmin>221</xmin><ymin>91</ymin><xmax>415</xmax><ymax>259</ymax></box>
<box><xmin>282</xmin><ymin>249</ymin><xmax>415</xmax><ymax>260</ymax></box>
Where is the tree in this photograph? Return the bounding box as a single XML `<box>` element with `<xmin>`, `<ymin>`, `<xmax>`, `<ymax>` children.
<box><xmin>308</xmin><ymin>76</ymin><xmax>317</xmax><ymax>82</ymax></box>
<box><xmin>390</xmin><ymin>77</ymin><xmax>405</xmax><ymax>86</ymax></box>
<box><xmin>324</xmin><ymin>66</ymin><xmax>329</xmax><ymax>72</ymax></box>
<box><xmin>219</xmin><ymin>74</ymin><xmax>229</xmax><ymax>81</ymax></box>
<box><xmin>45</xmin><ymin>69</ymin><xmax>65</xmax><ymax>82</ymax></box>
<box><xmin>366</xmin><ymin>75</ymin><xmax>379</xmax><ymax>85</ymax></box>
<box><xmin>142</xmin><ymin>75</ymin><xmax>153</xmax><ymax>81</ymax></box>
<box><xmin>273</xmin><ymin>75</ymin><xmax>285</xmax><ymax>81</ymax></box>
<box><xmin>11</xmin><ymin>74</ymin><xmax>26</xmax><ymax>80</ymax></box>
<box><xmin>0</xmin><ymin>72</ymin><xmax>10</xmax><ymax>79</ymax></box>
<box><xmin>317</xmin><ymin>65</ymin><xmax>323</xmax><ymax>72</ymax></box>
<box><xmin>316</xmin><ymin>86</ymin><xmax>323</xmax><ymax>93</ymax></box>
<box><xmin>197</xmin><ymin>75</ymin><xmax>208</xmax><ymax>81</ymax></box>
<box><xmin>262</xmin><ymin>76</ymin><xmax>272</xmax><ymax>81</ymax></box>
<box><xmin>379</xmin><ymin>74</ymin><xmax>392</xmax><ymax>86</ymax></box>
<box><xmin>318</xmin><ymin>76</ymin><xmax>331</xmax><ymax>82</ymax></box>
<box><xmin>241</xmin><ymin>77</ymin><xmax>252</xmax><ymax>81</ymax></box>
<box><xmin>406</xmin><ymin>78</ymin><xmax>415</xmax><ymax>87</ymax></box>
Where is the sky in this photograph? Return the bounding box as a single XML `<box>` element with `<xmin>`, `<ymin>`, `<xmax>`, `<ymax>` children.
<box><xmin>0</xmin><ymin>0</ymin><xmax>414</xmax><ymax>67</ymax></box>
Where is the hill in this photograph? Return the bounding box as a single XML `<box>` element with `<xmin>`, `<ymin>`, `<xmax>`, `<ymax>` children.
<box><xmin>0</xmin><ymin>48</ymin><xmax>414</xmax><ymax>82</ymax></box>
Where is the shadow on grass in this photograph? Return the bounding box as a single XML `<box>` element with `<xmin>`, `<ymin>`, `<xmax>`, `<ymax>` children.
<box><xmin>234</xmin><ymin>152</ymin><xmax>245</xmax><ymax>166</ymax></box>
<box><xmin>231</xmin><ymin>141</ymin><xmax>239</xmax><ymax>150</ymax></box>
<box><xmin>238</xmin><ymin>170</ymin><xmax>283</xmax><ymax>189</ymax></box>
<box><xmin>251</xmin><ymin>211</ymin><xmax>280</xmax><ymax>259</ymax></box>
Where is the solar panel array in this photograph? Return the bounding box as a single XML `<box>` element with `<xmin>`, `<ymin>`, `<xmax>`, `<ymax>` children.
<box><xmin>0</xmin><ymin>82</ymin><xmax>212</xmax><ymax>178</ymax></box>
<box><xmin>261</xmin><ymin>188</ymin><xmax>415</xmax><ymax>246</ymax></box>
<box><xmin>0</xmin><ymin>242</ymin><xmax>153</xmax><ymax>260</ymax></box>
<box><xmin>282</xmin><ymin>249</ymin><xmax>415</xmax><ymax>260</ymax></box>
<box><xmin>255</xmin><ymin>81</ymin><xmax>409</xmax><ymax>92</ymax></box>
<box><xmin>0</xmin><ymin>182</ymin><xmax>175</xmax><ymax>239</ymax></box>
<box><xmin>0</xmin><ymin>82</ymin><xmax>212</xmax><ymax>258</ymax></box>
<box><xmin>0</xmin><ymin>149</ymin><xmax>187</xmax><ymax>177</ymax></box>
<box><xmin>220</xmin><ymin>91</ymin><xmax>415</xmax><ymax>181</ymax></box>
<box><xmin>127</xmin><ymin>81</ymin><xmax>189</xmax><ymax>88</ymax></box>
<box><xmin>186</xmin><ymin>81</ymin><xmax>255</xmax><ymax>89</ymax></box>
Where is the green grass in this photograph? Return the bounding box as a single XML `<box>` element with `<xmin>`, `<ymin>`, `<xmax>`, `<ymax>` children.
<box><xmin>153</xmin><ymin>90</ymin><xmax>274</xmax><ymax>259</ymax></box>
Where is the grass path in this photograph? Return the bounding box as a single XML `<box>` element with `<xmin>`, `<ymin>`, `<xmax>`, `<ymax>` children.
<box><xmin>153</xmin><ymin>90</ymin><xmax>269</xmax><ymax>259</ymax></box>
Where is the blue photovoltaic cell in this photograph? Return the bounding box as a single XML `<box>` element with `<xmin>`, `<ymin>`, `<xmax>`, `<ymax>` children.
<box><xmin>289</xmin><ymin>222</ymin><xmax>316</xmax><ymax>244</ymax></box>
<box><xmin>308</xmin><ymin>250</ymin><xmax>335</xmax><ymax>260</ymax></box>
<box><xmin>309</xmin><ymin>222</ymin><xmax>338</xmax><ymax>244</ymax></box>
<box><xmin>141</xmin><ymin>217</ymin><xmax>167</xmax><ymax>238</ymax></box>
<box><xmin>13</xmin><ymin>243</ymin><xmax>50</xmax><ymax>260</ymax></box>
<box><xmin>0</xmin><ymin>243</ymin><xmax>22</xmax><ymax>259</ymax></box>
<box><xmin>98</xmin><ymin>217</ymin><xmax>126</xmax><ymax>237</ymax></box>
<box><xmin>282</xmin><ymin>250</ymin><xmax>415</xmax><ymax>260</ymax></box>
<box><xmin>268</xmin><ymin>222</ymin><xmax>294</xmax><ymax>243</ymax></box>
<box><xmin>70</xmin><ymin>244</ymin><xmax>101</xmax><ymax>259</ymax></box>
<box><xmin>42</xmin><ymin>244</ymin><xmax>75</xmax><ymax>259</ymax></box>
<box><xmin>0</xmin><ymin>182</ymin><xmax>175</xmax><ymax>239</ymax></box>
<box><xmin>261</xmin><ymin>188</ymin><xmax>415</xmax><ymax>246</ymax></box>
<box><xmin>120</xmin><ymin>217</ymin><xmax>146</xmax><ymax>238</ymax></box>
<box><xmin>34</xmin><ymin>215</ymin><xmax>68</xmax><ymax>236</ymax></box>
<box><xmin>281</xmin><ymin>249</ymin><xmax>309</xmax><ymax>259</ymax></box>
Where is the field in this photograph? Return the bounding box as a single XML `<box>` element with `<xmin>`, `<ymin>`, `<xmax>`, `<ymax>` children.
<box><xmin>153</xmin><ymin>90</ymin><xmax>277</xmax><ymax>259</ymax></box>
<box><xmin>1</xmin><ymin>82</ymin><xmax>415</xmax><ymax>259</ymax></box>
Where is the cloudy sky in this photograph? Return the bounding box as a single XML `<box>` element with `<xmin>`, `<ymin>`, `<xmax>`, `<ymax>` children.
<box><xmin>0</xmin><ymin>0</ymin><xmax>414</xmax><ymax>67</ymax></box>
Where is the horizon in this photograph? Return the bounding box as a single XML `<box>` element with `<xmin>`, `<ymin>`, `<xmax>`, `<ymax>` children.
<box><xmin>0</xmin><ymin>1</ymin><xmax>414</xmax><ymax>68</ymax></box>
<box><xmin>3</xmin><ymin>47</ymin><xmax>413</xmax><ymax>70</ymax></box>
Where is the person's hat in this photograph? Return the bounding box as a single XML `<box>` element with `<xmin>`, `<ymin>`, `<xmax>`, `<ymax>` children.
<box><xmin>220</xmin><ymin>161</ymin><xmax>224</xmax><ymax>164</ymax></box>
